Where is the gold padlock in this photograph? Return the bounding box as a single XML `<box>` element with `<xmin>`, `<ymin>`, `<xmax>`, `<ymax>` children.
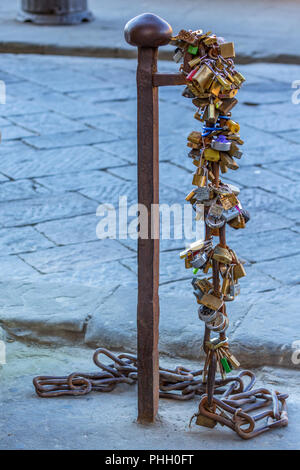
<box><xmin>219</xmin><ymin>158</ymin><xmax>228</xmax><ymax>174</ymax></box>
<box><xmin>185</xmin><ymin>190</ymin><xmax>195</xmax><ymax>202</ymax></box>
<box><xmin>207</xmin><ymin>103</ymin><xmax>217</xmax><ymax>121</ymax></box>
<box><xmin>199</xmin><ymin>293</ymin><xmax>223</xmax><ymax>311</ymax></box>
<box><xmin>177</xmin><ymin>29</ymin><xmax>197</xmax><ymax>44</ymax></box>
<box><xmin>184</xmin><ymin>252</ymin><xmax>193</xmax><ymax>269</ymax></box>
<box><xmin>187</xmin><ymin>131</ymin><xmax>202</xmax><ymax>144</ymax></box>
<box><xmin>188</xmin><ymin>56</ymin><xmax>201</xmax><ymax>68</ymax></box>
<box><xmin>221</xmin><ymin>275</ymin><xmax>230</xmax><ymax>295</ymax></box>
<box><xmin>213</xmin><ymin>245</ymin><xmax>232</xmax><ymax>264</ymax></box>
<box><xmin>193</xmin><ymin>111</ymin><xmax>203</xmax><ymax>122</ymax></box>
<box><xmin>209</xmin><ymin>80</ymin><xmax>221</xmax><ymax>97</ymax></box>
<box><xmin>193</xmin><ymin>65</ymin><xmax>214</xmax><ymax>92</ymax></box>
<box><xmin>196</xmin><ymin>413</ymin><xmax>217</xmax><ymax>428</ymax></box>
<box><xmin>219</xmin><ymin>192</ymin><xmax>239</xmax><ymax>210</ymax></box>
<box><xmin>219</xmin><ymin>89</ymin><xmax>238</xmax><ymax>99</ymax></box>
<box><xmin>229</xmin><ymin>214</ymin><xmax>246</xmax><ymax>229</ymax></box>
<box><xmin>218</xmin><ymin>98</ymin><xmax>238</xmax><ymax>114</ymax></box>
<box><xmin>227</xmin><ymin>119</ymin><xmax>240</xmax><ymax>134</ymax></box>
<box><xmin>229</xmin><ymin>141</ymin><xmax>240</xmax><ymax>157</ymax></box>
<box><xmin>203</xmin><ymin>35</ymin><xmax>217</xmax><ymax>46</ymax></box>
<box><xmin>233</xmin><ymin>262</ymin><xmax>246</xmax><ymax>280</ymax></box>
<box><xmin>192</xmin><ymin>97</ymin><xmax>210</xmax><ymax>108</ymax></box>
<box><xmin>220</xmin><ymin>42</ymin><xmax>235</xmax><ymax>58</ymax></box>
<box><xmin>234</xmin><ymin>71</ymin><xmax>246</xmax><ymax>84</ymax></box>
<box><xmin>204</xmin><ymin>148</ymin><xmax>220</xmax><ymax>162</ymax></box>
<box><xmin>192</xmin><ymin>168</ymin><xmax>206</xmax><ymax>187</ymax></box>
<box><xmin>220</xmin><ymin>152</ymin><xmax>239</xmax><ymax>170</ymax></box>
<box><xmin>195</xmin><ymin>278</ymin><xmax>214</xmax><ymax>294</ymax></box>
<box><xmin>216</xmin><ymin>74</ymin><xmax>231</xmax><ymax>91</ymax></box>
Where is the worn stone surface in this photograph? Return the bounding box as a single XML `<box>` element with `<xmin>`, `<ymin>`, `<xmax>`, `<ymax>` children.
<box><xmin>0</xmin><ymin>341</ymin><xmax>299</xmax><ymax>450</ymax></box>
<box><xmin>0</xmin><ymin>0</ymin><xmax>300</xmax><ymax>64</ymax></box>
<box><xmin>0</xmin><ymin>280</ymin><xmax>114</xmax><ymax>343</ymax></box>
<box><xmin>0</xmin><ymin>55</ymin><xmax>299</xmax><ymax>367</ymax></box>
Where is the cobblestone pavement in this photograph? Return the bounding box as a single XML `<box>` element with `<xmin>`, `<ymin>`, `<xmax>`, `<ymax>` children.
<box><xmin>0</xmin><ymin>54</ymin><xmax>300</xmax><ymax>367</ymax></box>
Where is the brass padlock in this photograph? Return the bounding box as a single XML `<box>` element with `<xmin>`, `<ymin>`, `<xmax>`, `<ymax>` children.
<box><xmin>233</xmin><ymin>262</ymin><xmax>246</xmax><ymax>280</ymax></box>
<box><xmin>177</xmin><ymin>29</ymin><xmax>197</xmax><ymax>44</ymax></box>
<box><xmin>193</xmin><ymin>65</ymin><xmax>214</xmax><ymax>92</ymax></box>
<box><xmin>209</xmin><ymin>80</ymin><xmax>221</xmax><ymax>97</ymax></box>
<box><xmin>220</xmin><ymin>42</ymin><xmax>235</xmax><ymax>58</ymax></box>
<box><xmin>185</xmin><ymin>252</ymin><xmax>193</xmax><ymax>269</ymax></box>
<box><xmin>199</xmin><ymin>293</ymin><xmax>223</xmax><ymax>311</ymax></box>
<box><xmin>204</xmin><ymin>148</ymin><xmax>220</xmax><ymax>162</ymax></box>
<box><xmin>229</xmin><ymin>141</ymin><xmax>242</xmax><ymax>159</ymax></box>
<box><xmin>206</xmin><ymin>103</ymin><xmax>218</xmax><ymax>123</ymax></box>
<box><xmin>219</xmin><ymin>192</ymin><xmax>239</xmax><ymax>210</ymax></box>
<box><xmin>227</xmin><ymin>119</ymin><xmax>240</xmax><ymax>134</ymax></box>
<box><xmin>193</xmin><ymin>111</ymin><xmax>203</xmax><ymax>122</ymax></box>
<box><xmin>218</xmin><ymin>98</ymin><xmax>238</xmax><ymax>114</ymax></box>
<box><xmin>196</xmin><ymin>413</ymin><xmax>217</xmax><ymax>428</ymax></box>
<box><xmin>219</xmin><ymin>89</ymin><xmax>238</xmax><ymax>99</ymax></box>
<box><xmin>220</xmin><ymin>152</ymin><xmax>239</xmax><ymax>170</ymax></box>
<box><xmin>193</xmin><ymin>278</ymin><xmax>213</xmax><ymax>295</ymax></box>
<box><xmin>219</xmin><ymin>158</ymin><xmax>228</xmax><ymax>174</ymax></box>
<box><xmin>187</xmin><ymin>141</ymin><xmax>201</xmax><ymax>150</ymax></box>
<box><xmin>234</xmin><ymin>71</ymin><xmax>246</xmax><ymax>84</ymax></box>
<box><xmin>213</xmin><ymin>245</ymin><xmax>232</xmax><ymax>264</ymax></box>
<box><xmin>185</xmin><ymin>189</ymin><xmax>195</xmax><ymax>202</ymax></box>
<box><xmin>229</xmin><ymin>214</ymin><xmax>246</xmax><ymax>229</ymax></box>
<box><xmin>187</xmin><ymin>131</ymin><xmax>202</xmax><ymax>144</ymax></box>
<box><xmin>192</xmin><ymin>168</ymin><xmax>206</xmax><ymax>186</ymax></box>
<box><xmin>203</xmin><ymin>35</ymin><xmax>217</xmax><ymax>46</ymax></box>
<box><xmin>215</xmin><ymin>74</ymin><xmax>231</xmax><ymax>91</ymax></box>
<box><xmin>188</xmin><ymin>56</ymin><xmax>201</xmax><ymax>68</ymax></box>
<box><xmin>221</xmin><ymin>269</ymin><xmax>231</xmax><ymax>295</ymax></box>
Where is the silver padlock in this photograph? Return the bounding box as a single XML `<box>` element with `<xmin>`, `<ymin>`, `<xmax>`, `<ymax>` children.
<box><xmin>173</xmin><ymin>47</ymin><xmax>183</xmax><ymax>63</ymax></box>
<box><xmin>206</xmin><ymin>312</ymin><xmax>229</xmax><ymax>333</ymax></box>
<box><xmin>222</xmin><ymin>205</ymin><xmax>240</xmax><ymax>222</ymax></box>
<box><xmin>230</xmin><ymin>282</ymin><xmax>240</xmax><ymax>297</ymax></box>
<box><xmin>211</xmin><ymin>137</ymin><xmax>231</xmax><ymax>152</ymax></box>
<box><xmin>206</xmin><ymin>203</ymin><xmax>225</xmax><ymax>228</ymax></box>
<box><xmin>194</xmin><ymin>186</ymin><xmax>210</xmax><ymax>202</ymax></box>
<box><xmin>198</xmin><ymin>305</ymin><xmax>217</xmax><ymax>323</ymax></box>
<box><xmin>191</xmin><ymin>252</ymin><xmax>208</xmax><ymax>269</ymax></box>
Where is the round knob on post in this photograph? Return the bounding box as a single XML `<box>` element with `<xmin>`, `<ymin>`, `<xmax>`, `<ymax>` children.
<box><xmin>124</xmin><ymin>13</ymin><xmax>172</xmax><ymax>48</ymax></box>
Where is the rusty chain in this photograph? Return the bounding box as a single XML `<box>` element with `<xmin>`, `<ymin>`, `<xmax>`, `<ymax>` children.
<box><xmin>33</xmin><ymin>347</ymin><xmax>288</xmax><ymax>439</ymax></box>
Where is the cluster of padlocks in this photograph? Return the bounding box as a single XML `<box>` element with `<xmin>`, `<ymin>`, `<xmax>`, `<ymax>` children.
<box><xmin>171</xmin><ymin>29</ymin><xmax>250</xmax><ymax>381</ymax></box>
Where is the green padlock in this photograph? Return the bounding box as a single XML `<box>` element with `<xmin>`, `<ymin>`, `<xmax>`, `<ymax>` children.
<box><xmin>221</xmin><ymin>357</ymin><xmax>232</xmax><ymax>373</ymax></box>
<box><xmin>188</xmin><ymin>45</ymin><xmax>198</xmax><ymax>55</ymax></box>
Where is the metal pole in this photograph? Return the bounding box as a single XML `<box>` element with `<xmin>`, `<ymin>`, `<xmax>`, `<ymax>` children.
<box><xmin>124</xmin><ymin>13</ymin><xmax>172</xmax><ymax>423</ymax></box>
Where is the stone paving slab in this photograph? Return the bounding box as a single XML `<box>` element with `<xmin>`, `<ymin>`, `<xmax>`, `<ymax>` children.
<box><xmin>0</xmin><ymin>54</ymin><xmax>299</xmax><ymax>367</ymax></box>
<box><xmin>0</xmin><ymin>280</ymin><xmax>115</xmax><ymax>344</ymax></box>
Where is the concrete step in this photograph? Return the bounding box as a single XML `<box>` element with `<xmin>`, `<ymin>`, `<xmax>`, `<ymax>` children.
<box><xmin>1</xmin><ymin>279</ymin><xmax>299</xmax><ymax>370</ymax></box>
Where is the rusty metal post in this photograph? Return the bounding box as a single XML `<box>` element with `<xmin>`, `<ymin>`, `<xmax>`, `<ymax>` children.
<box><xmin>124</xmin><ymin>13</ymin><xmax>185</xmax><ymax>423</ymax></box>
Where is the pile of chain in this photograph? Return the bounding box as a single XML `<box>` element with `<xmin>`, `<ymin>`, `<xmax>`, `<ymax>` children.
<box><xmin>33</xmin><ymin>348</ymin><xmax>288</xmax><ymax>439</ymax></box>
